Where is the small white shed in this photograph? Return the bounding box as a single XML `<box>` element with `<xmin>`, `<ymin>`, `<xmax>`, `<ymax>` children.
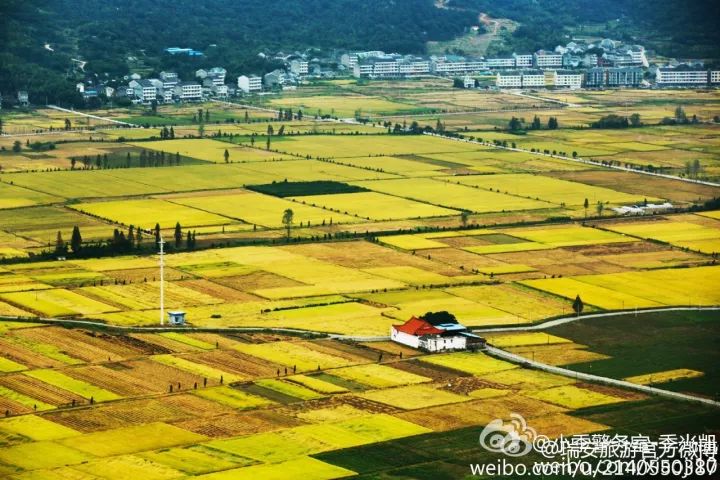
<box><xmin>167</xmin><ymin>311</ymin><xmax>186</xmax><ymax>326</ymax></box>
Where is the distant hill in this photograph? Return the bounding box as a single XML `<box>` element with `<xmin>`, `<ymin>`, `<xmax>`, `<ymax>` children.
<box><xmin>0</xmin><ymin>0</ymin><xmax>717</xmax><ymax>107</ymax></box>
<box><xmin>449</xmin><ymin>0</ymin><xmax>720</xmax><ymax>60</ymax></box>
<box><xmin>0</xmin><ymin>0</ymin><xmax>475</xmax><ymax>105</ymax></box>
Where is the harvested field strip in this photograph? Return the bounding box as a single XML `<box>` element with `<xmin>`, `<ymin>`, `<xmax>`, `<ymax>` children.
<box><xmin>158</xmin><ymin>332</ymin><xmax>217</xmax><ymax>350</ymax></box>
<box><xmin>0</xmin><ymin>385</ymin><xmax>55</xmax><ymax>411</ymax></box>
<box><xmin>191</xmin><ymin>456</ymin><xmax>356</xmax><ymax>480</ymax></box>
<box><xmin>528</xmin><ymin>385</ymin><xmax>627</xmax><ymax>409</ymax></box>
<box><xmin>151</xmin><ymin>355</ymin><xmax>245</xmax><ymax>383</ymax></box>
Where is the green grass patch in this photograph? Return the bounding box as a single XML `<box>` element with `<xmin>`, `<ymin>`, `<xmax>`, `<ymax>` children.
<box><xmin>246</xmin><ymin>180</ymin><xmax>369</xmax><ymax>198</ymax></box>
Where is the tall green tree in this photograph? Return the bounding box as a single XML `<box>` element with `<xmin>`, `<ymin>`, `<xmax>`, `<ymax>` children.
<box><xmin>224</xmin><ymin>149</ymin><xmax>229</xmax><ymax>163</ymax></box>
<box><xmin>572</xmin><ymin>295</ymin><xmax>584</xmax><ymax>315</ymax></box>
<box><xmin>282</xmin><ymin>209</ymin><xmax>294</xmax><ymax>240</ymax></box>
<box><xmin>174</xmin><ymin>222</ymin><xmax>182</xmax><ymax>247</ymax></box>
<box><xmin>70</xmin><ymin>226</ymin><xmax>82</xmax><ymax>253</ymax></box>
<box><xmin>55</xmin><ymin>231</ymin><xmax>66</xmax><ymax>255</ymax></box>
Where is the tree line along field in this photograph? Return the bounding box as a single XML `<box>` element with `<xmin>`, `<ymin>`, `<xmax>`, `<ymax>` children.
<box><xmin>1</xmin><ymin>319</ymin><xmax>703</xmax><ymax>479</ymax></box>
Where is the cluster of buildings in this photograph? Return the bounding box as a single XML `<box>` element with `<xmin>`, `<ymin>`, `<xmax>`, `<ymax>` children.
<box><xmin>106</xmin><ymin>68</ymin><xmax>228</xmax><ymax>105</ymax></box>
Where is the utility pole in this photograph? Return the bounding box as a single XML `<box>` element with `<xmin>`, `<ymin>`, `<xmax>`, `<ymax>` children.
<box><xmin>159</xmin><ymin>237</ymin><xmax>165</xmax><ymax>326</ymax></box>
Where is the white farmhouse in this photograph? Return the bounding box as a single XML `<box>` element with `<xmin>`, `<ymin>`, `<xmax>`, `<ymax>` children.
<box><xmin>390</xmin><ymin>315</ymin><xmax>484</xmax><ymax>352</ymax></box>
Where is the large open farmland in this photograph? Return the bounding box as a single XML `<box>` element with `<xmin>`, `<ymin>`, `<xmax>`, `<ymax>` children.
<box><xmin>0</xmin><ymin>85</ymin><xmax>719</xmax><ymax>478</ymax></box>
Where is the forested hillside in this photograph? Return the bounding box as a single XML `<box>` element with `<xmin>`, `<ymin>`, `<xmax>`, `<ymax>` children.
<box><xmin>1</xmin><ymin>0</ymin><xmax>718</xmax><ymax>106</ymax></box>
<box><xmin>0</xmin><ymin>0</ymin><xmax>474</xmax><ymax>104</ymax></box>
<box><xmin>451</xmin><ymin>0</ymin><xmax>720</xmax><ymax>59</ymax></box>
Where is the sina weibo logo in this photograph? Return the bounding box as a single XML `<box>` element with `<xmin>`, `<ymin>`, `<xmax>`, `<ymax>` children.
<box><xmin>479</xmin><ymin>413</ymin><xmax>538</xmax><ymax>457</ymax></box>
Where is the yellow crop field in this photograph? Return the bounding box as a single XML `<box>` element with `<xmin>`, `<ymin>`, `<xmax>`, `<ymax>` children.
<box><xmin>171</xmin><ymin>190</ymin><xmax>358</xmax><ymax>228</ymax></box>
<box><xmin>295</xmin><ymin>405</ymin><xmax>367</xmax><ymax>423</ymax></box>
<box><xmin>479</xmin><ymin>368</ymin><xmax>575</xmax><ymax>390</ymax></box>
<box><xmin>255</xmin><ymin>379</ymin><xmax>325</xmax><ymax>400</ymax></box>
<box><xmin>528</xmin><ymin>385</ymin><xmax>627</xmax><ymax>409</ymax></box>
<box><xmin>0</xmin><ymin>356</ymin><xmax>27</xmax><ymax>373</ymax></box>
<box><xmin>194</xmin><ymin>457</ymin><xmax>356</xmax><ymax>480</ymax></box>
<box><xmin>193</xmin><ymin>386</ymin><xmax>273</xmax><ymax>409</ymax></box>
<box><xmin>61</xmin><ymin>422</ymin><xmax>206</xmax><ymax>457</ymax></box>
<box><xmin>287</xmin><ymin>374</ymin><xmax>349</xmax><ymax>394</ymax></box>
<box><xmin>234</xmin><ymin>341</ymin><xmax>356</xmax><ymax>371</ymax></box>
<box><xmin>525</xmin><ymin>265</ymin><xmax>720</xmax><ymax>309</ymax></box>
<box><xmin>624</xmin><ymin>368</ymin><xmax>704</xmax><ymax>385</ymax></box>
<box><xmin>0</xmin><ymin>182</ymin><xmax>62</xmax><ymax>209</ymax></box>
<box><xmin>507</xmin><ymin>343</ymin><xmax>611</xmax><ymax>366</ymax></box>
<box><xmin>359</xmin><ymin>384</ymin><xmax>470</xmax><ymax>410</ymax></box>
<box><xmin>295</xmin><ymin>191</ymin><xmax>457</xmax><ymax>220</ymax></box>
<box><xmin>452</xmin><ymin>173</ymin><xmax>649</xmax><ymax>206</ymax></box>
<box><xmin>419</xmin><ymin>352</ymin><xmax>517</xmax><ymax>376</ymax></box>
<box><xmin>140</xmin><ymin>446</ymin><xmax>250</xmax><ymax>476</ymax></box>
<box><xmin>508</xmin><ymin>224</ymin><xmax>634</xmax><ymax>248</ymax></box>
<box><xmin>0</xmin><ymin>288</ymin><xmax>117</xmax><ymax>317</ymax></box>
<box><xmin>130</xmin><ymin>138</ymin><xmax>293</xmax><ymax>163</ymax></box>
<box><xmin>268</xmin><ymin>94</ymin><xmax>415</xmax><ymax>117</ymax></box>
<box><xmin>341</xmin><ymin>155</ymin><xmax>445</xmax><ymax>176</ymax></box>
<box><xmin>362</xmin><ymin>266</ymin><xmax>454</xmax><ymax>286</ymax></box>
<box><xmin>604</xmin><ymin>219</ymin><xmax>720</xmax><ymax>254</ymax></box>
<box><xmin>0</xmin><ymin>440</ymin><xmax>93</xmax><ymax>471</ymax></box>
<box><xmin>264</xmin><ymin>302</ymin><xmax>395</xmax><ymax>336</ymax></box>
<box><xmin>69</xmin><ymin>454</ymin><xmax>186</xmax><ymax>480</ymax></box>
<box><xmin>71</xmin><ymin>198</ymin><xmax>232</xmax><ymax>228</ymax></box>
<box><xmin>330</xmin><ymin>364</ymin><xmax>431</xmax><ymax>388</ymax></box>
<box><xmin>268</xmin><ymin>134</ymin><xmax>479</xmax><ymax>159</ymax></box>
<box><xmin>484</xmin><ymin>332</ymin><xmax>573</xmax><ymax>348</ymax></box>
<box><xmin>151</xmin><ymin>355</ymin><xmax>245</xmax><ymax>383</ymax></box>
<box><xmin>0</xmin><ymin>415</ymin><xmax>79</xmax><ymax>441</ymax></box>
<box><xmin>379</xmin><ymin>234</ymin><xmax>448</xmax><ymax>250</ymax></box>
<box><xmin>24</xmin><ymin>369</ymin><xmax>121</xmax><ymax>402</ymax></box>
<box><xmin>521</xmin><ymin>277</ymin><xmax>662</xmax><ymax>310</ymax></box>
<box><xmin>353</xmin><ymin>178</ymin><xmax>554</xmax><ymax>213</ymax></box>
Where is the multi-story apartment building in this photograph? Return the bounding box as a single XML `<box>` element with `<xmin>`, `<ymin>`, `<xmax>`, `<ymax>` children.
<box><xmin>513</xmin><ymin>54</ymin><xmax>533</xmax><ymax>68</ymax></box>
<box><xmin>533</xmin><ymin>51</ymin><xmax>563</xmax><ymax>68</ymax></box>
<box><xmin>607</xmin><ymin>67</ymin><xmax>643</xmax><ymax>86</ymax></box>
<box><xmin>237</xmin><ymin>75</ymin><xmax>262</xmax><ymax>93</ymax></box>
<box><xmin>554</xmin><ymin>71</ymin><xmax>583</xmax><ymax>89</ymax></box>
<box><xmin>432</xmin><ymin>59</ymin><xmax>486</xmax><ymax>75</ymax></box>
<box><xmin>174</xmin><ymin>81</ymin><xmax>202</xmax><ymax>101</ymax></box>
<box><xmin>521</xmin><ymin>71</ymin><xmax>545</xmax><ymax>87</ymax></box>
<box><xmin>656</xmin><ymin>66</ymin><xmax>708</xmax><ymax>86</ymax></box>
<box><xmin>486</xmin><ymin>57</ymin><xmax>516</xmax><ymax>69</ymax></box>
<box><xmin>129</xmin><ymin>79</ymin><xmax>157</xmax><ymax>104</ymax></box>
<box><xmin>398</xmin><ymin>60</ymin><xmax>431</xmax><ymax>76</ymax></box>
<box><xmin>710</xmin><ymin>71</ymin><xmax>720</xmax><ymax>84</ymax></box>
<box><xmin>496</xmin><ymin>72</ymin><xmax>522</xmax><ymax>88</ymax></box>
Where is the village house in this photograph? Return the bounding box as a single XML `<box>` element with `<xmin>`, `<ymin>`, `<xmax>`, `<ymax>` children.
<box><xmin>390</xmin><ymin>313</ymin><xmax>485</xmax><ymax>352</ymax></box>
<box><xmin>237</xmin><ymin>75</ymin><xmax>263</xmax><ymax>93</ymax></box>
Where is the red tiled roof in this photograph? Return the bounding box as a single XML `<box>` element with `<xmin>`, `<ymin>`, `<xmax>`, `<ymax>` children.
<box><xmin>393</xmin><ymin>317</ymin><xmax>443</xmax><ymax>336</ymax></box>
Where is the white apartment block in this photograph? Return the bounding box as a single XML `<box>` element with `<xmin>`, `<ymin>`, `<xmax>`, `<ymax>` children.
<box><xmin>237</xmin><ymin>75</ymin><xmax>262</xmax><ymax>93</ymax></box>
<box><xmin>534</xmin><ymin>52</ymin><xmax>563</xmax><ymax>68</ymax></box>
<box><xmin>174</xmin><ymin>82</ymin><xmax>202</xmax><ymax>101</ymax></box>
<box><xmin>709</xmin><ymin>71</ymin><xmax>720</xmax><ymax>84</ymax></box>
<box><xmin>656</xmin><ymin>67</ymin><xmax>708</xmax><ymax>85</ymax></box>
<box><xmin>496</xmin><ymin>72</ymin><xmax>522</xmax><ymax>88</ymax></box>
<box><xmin>522</xmin><ymin>73</ymin><xmax>545</xmax><ymax>87</ymax></box>
<box><xmin>399</xmin><ymin>61</ymin><xmax>430</xmax><ymax>76</ymax></box>
<box><xmin>129</xmin><ymin>80</ymin><xmax>157</xmax><ymax>104</ymax></box>
<box><xmin>486</xmin><ymin>57</ymin><xmax>516</xmax><ymax>68</ymax></box>
<box><xmin>554</xmin><ymin>71</ymin><xmax>583</xmax><ymax>89</ymax></box>
<box><xmin>513</xmin><ymin>54</ymin><xmax>533</xmax><ymax>68</ymax></box>
<box><xmin>353</xmin><ymin>63</ymin><xmax>374</xmax><ymax>77</ymax></box>
<box><xmin>432</xmin><ymin>60</ymin><xmax>486</xmax><ymax>75</ymax></box>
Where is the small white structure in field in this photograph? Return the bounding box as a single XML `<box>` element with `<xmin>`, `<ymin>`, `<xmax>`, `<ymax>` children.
<box><xmin>612</xmin><ymin>202</ymin><xmax>673</xmax><ymax>216</ymax></box>
<box><xmin>391</xmin><ymin>313</ymin><xmax>485</xmax><ymax>352</ymax></box>
<box><xmin>167</xmin><ymin>311</ymin><xmax>186</xmax><ymax>326</ymax></box>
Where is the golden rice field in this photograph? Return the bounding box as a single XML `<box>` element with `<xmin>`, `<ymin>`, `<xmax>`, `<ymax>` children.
<box><xmin>624</xmin><ymin>368</ymin><xmax>704</xmax><ymax>385</ymax></box>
